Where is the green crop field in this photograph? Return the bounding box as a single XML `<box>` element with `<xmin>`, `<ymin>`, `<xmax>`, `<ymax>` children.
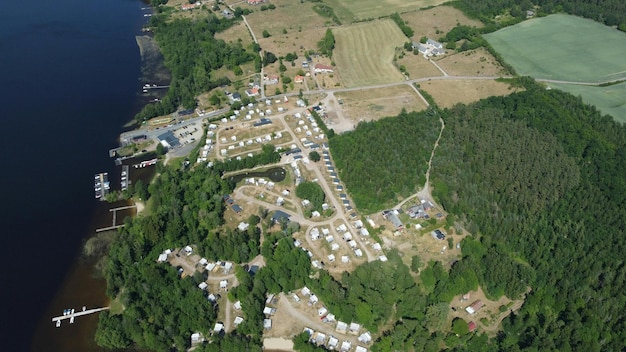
<box><xmin>333</xmin><ymin>19</ymin><xmax>407</xmax><ymax>88</ymax></box>
<box><xmin>547</xmin><ymin>83</ymin><xmax>626</xmax><ymax>123</ymax></box>
<box><xmin>484</xmin><ymin>14</ymin><xmax>626</xmax><ymax>83</ymax></box>
<box><xmin>325</xmin><ymin>0</ymin><xmax>447</xmax><ymax>23</ymax></box>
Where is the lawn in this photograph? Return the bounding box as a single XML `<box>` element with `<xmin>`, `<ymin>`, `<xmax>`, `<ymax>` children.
<box><xmin>333</xmin><ymin>19</ymin><xmax>407</xmax><ymax>87</ymax></box>
<box><xmin>547</xmin><ymin>82</ymin><xmax>626</xmax><ymax>124</ymax></box>
<box><xmin>325</xmin><ymin>0</ymin><xmax>449</xmax><ymax>23</ymax></box>
<box><xmin>484</xmin><ymin>14</ymin><xmax>626</xmax><ymax>83</ymax></box>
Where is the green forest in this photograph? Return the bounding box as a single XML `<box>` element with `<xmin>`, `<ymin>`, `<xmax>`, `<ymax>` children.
<box><xmin>329</xmin><ymin>109</ymin><xmax>440</xmax><ymax>212</ymax></box>
<box><xmin>453</xmin><ymin>0</ymin><xmax>626</xmax><ymax>30</ymax></box>
<box><xmin>329</xmin><ymin>78</ymin><xmax>626</xmax><ymax>350</ymax></box>
<box><xmin>135</xmin><ymin>12</ymin><xmax>257</xmax><ymax>122</ymax></box>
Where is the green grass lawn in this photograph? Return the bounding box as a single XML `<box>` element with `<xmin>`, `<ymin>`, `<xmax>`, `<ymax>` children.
<box><xmin>547</xmin><ymin>82</ymin><xmax>626</xmax><ymax>123</ymax></box>
<box><xmin>484</xmin><ymin>14</ymin><xmax>626</xmax><ymax>83</ymax></box>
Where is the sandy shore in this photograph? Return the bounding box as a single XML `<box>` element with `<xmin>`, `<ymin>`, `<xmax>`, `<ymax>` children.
<box><xmin>263</xmin><ymin>337</ymin><xmax>294</xmax><ymax>351</ymax></box>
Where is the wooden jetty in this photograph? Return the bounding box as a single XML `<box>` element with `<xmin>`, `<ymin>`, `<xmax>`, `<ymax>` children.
<box><xmin>52</xmin><ymin>306</ymin><xmax>109</xmax><ymax>327</ymax></box>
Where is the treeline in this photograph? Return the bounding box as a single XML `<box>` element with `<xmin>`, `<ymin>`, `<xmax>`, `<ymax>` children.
<box><xmin>136</xmin><ymin>14</ymin><xmax>256</xmax><ymax>122</ymax></box>
<box><xmin>428</xmin><ymin>79</ymin><xmax>626</xmax><ymax>350</ymax></box>
<box><xmin>329</xmin><ymin>109</ymin><xmax>441</xmax><ymax>213</ymax></box>
<box><xmin>453</xmin><ymin>0</ymin><xmax>626</xmax><ymax>30</ymax></box>
<box><xmin>317</xmin><ymin>28</ymin><xmax>335</xmax><ymax>57</ymax></box>
<box><xmin>216</xmin><ymin>144</ymin><xmax>281</xmax><ymax>173</ymax></box>
<box><xmin>391</xmin><ymin>13</ymin><xmax>414</xmax><ymax>38</ymax></box>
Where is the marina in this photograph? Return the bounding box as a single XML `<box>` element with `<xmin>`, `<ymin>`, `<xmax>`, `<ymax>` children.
<box><xmin>94</xmin><ymin>173</ymin><xmax>110</xmax><ymax>200</ymax></box>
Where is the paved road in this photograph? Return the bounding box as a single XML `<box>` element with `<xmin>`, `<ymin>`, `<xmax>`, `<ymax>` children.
<box><xmin>120</xmin><ymin>108</ymin><xmax>229</xmax><ymax>144</ymax></box>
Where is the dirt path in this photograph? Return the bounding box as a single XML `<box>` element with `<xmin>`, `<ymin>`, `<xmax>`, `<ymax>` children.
<box><xmin>276</xmin><ymin>293</ymin><xmax>360</xmax><ymax>346</ymax></box>
<box><xmin>395</xmin><ymin>113</ymin><xmax>445</xmax><ymax>209</ymax></box>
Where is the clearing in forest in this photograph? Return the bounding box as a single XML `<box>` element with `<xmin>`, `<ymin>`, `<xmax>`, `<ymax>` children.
<box><xmin>333</xmin><ymin>19</ymin><xmax>407</xmax><ymax>87</ymax></box>
<box><xmin>419</xmin><ymin>79</ymin><xmax>518</xmax><ymax>108</ymax></box>
<box><xmin>484</xmin><ymin>14</ymin><xmax>626</xmax><ymax>83</ymax></box>
<box><xmin>335</xmin><ymin>85</ymin><xmax>428</xmax><ymax>125</ymax></box>
<box><xmin>325</xmin><ymin>0</ymin><xmax>449</xmax><ymax>23</ymax></box>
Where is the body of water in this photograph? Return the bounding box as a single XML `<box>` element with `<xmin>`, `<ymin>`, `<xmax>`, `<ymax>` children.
<box><xmin>0</xmin><ymin>0</ymin><xmax>148</xmax><ymax>350</ymax></box>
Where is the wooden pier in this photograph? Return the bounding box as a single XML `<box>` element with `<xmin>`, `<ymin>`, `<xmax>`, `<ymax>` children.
<box><xmin>52</xmin><ymin>306</ymin><xmax>109</xmax><ymax>327</ymax></box>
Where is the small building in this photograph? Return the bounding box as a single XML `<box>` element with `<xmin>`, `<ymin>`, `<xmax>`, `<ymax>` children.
<box><xmin>181</xmin><ymin>2</ymin><xmax>200</xmax><ymax>10</ymax></box>
<box><xmin>238</xmin><ymin>222</ymin><xmax>249</xmax><ymax>231</ymax></box>
<box><xmin>349</xmin><ymin>323</ymin><xmax>361</xmax><ymax>334</ymax></box>
<box><xmin>213</xmin><ymin>322</ymin><xmax>224</xmax><ymax>333</ymax></box>
<box><xmin>198</xmin><ymin>282</ymin><xmax>208</xmax><ymax>290</ymax></box>
<box><xmin>157</xmin><ymin>131</ymin><xmax>180</xmax><ymax>149</ymax></box>
<box><xmin>358</xmin><ymin>331</ymin><xmax>372</xmax><ymax>344</ymax></box>
<box><xmin>468</xmin><ymin>321</ymin><xmax>477</xmax><ymax>332</ymax></box>
<box><xmin>426</xmin><ymin>38</ymin><xmax>443</xmax><ymax>49</ymax></box>
<box><xmin>264</xmin><ymin>74</ymin><xmax>279</xmax><ymax>85</ymax></box>
<box><xmin>465</xmin><ymin>300</ymin><xmax>484</xmax><ymax>315</ymax></box>
<box><xmin>431</xmin><ymin>229</ymin><xmax>446</xmax><ymax>240</ymax></box>
<box><xmin>232</xmin><ymin>204</ymin><xmax>243</xmax><ymax>213</ymax></box>
<box><xmin>336</xmin><ymin>321</ymin><xmax>348</xmax><ymax>333</ymax></box>
<box><xmin>384</xmin><ymin>211</ymin><xmax>403</xmax><ymax>230</ymax></box>
<box><xmin>234</xmin><ymin>316</ymin><xmax>244</xmax><ymax>326</ymax></box>
<box><xmin>264</xmin><ymin>319</ymin><xmax>272</xmax><ymax>329</ymax></box>
<box><xmin>355</xmin><ymin>346</ymin><xmax>368</xmax><ymax>352</ymax></box>
<box><xmin>271</xmin><ymin>210</ymin><xmax>291</xmax><ymax>223</ymax></box>
<box><xmin>294</xmin><ymin>75</ymin><xmax>305</xmax><ymax>83</ymax></box>
<box><xmin>314</xmin><ymin>63</ymin><xmax>334</xmax><ymax>73</ymax></box>
<box><xmin>247</xmin><ymin>0</ymin><xmax>266</xmax><ymax>4</ymax></box>
<box><xmin>231</xmin><ymin>92</ymin><xmax>241</xmax><ymax>101</ymax></box>
<box><xmin>328</xmin><ymin>336</ymin><xmax>339</xmax><ymax>349</ymax></box>
<box><xmin>340</xmin><ymin>341</ymin><xmax>352</xmax><ymax>352</ymax></box>
<box><xmin>220</xmin><ymin>280</ymin><xmax>228</xmax><ymax>290</ymax></box>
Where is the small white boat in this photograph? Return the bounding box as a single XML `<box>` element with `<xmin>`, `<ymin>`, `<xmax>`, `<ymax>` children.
<box><xmin>56</xmin><ymin>320</ymin><xmax>61</xmax><ymax>328</ymax></box>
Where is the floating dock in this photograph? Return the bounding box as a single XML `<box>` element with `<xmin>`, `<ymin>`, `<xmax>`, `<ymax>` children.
<box><xmin>121</xmin><ymin>165</ymin><xmax>130</xmax><ymax>192</ymax></box>
<box><xmin>94</xmin><ymin>173</ymin><xmax>110</xmax><ymax>200</ymax></box>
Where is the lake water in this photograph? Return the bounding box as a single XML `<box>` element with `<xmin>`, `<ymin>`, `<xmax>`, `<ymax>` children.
<box><xmin>0</xmin><ymin>0</ymin><xmax>148</xmax><ymax>350</ymax></box>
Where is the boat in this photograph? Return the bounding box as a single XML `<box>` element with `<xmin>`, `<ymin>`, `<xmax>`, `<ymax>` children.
<box><xmin>56</xmin><ymin>320</ymin><xmax>61</xmax><ymax>328</ymax></box>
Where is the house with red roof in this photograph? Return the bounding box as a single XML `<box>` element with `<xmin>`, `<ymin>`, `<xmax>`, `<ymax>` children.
<box><xmin>467</xmin><ymin>321</ymin><xmax>477</xmax><ymax>332</ymax></box>
<box><xmin>294</xmin><ymin>75</ymin><xmax>305</xmax><ymax>83</ymax></box>
<box><xmin>314</xmin><ymin>64</ymin><xmax>334</xmax><ymax>73</ymax></box>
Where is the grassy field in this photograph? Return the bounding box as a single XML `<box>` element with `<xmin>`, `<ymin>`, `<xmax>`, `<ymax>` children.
<box><xmin>335</xmin><ymin>85</ymin><xmax>427</xmax><ymax>123</ymax></box>
<box><xmin>400</xmin><ymin>6</ymin><xmax>483</xmax><ymax>42</ymax></box>
<box><xmin>333</xmin><ymin>19</ymin><xmax>407</xmax><ymax>87</ymax></box>
<box><xmin>436</xmin><ymin>47</ymin><xmax>506</xmax><ymax>76</ymax></box>
<box><xmin>325</xmin><ymin>0</ymin><xmax>449</xmax><ymax>23</ymax></box>
<box><xmin>547</xmin><ymin>82</ymin><xmax>626</xmax><ymax>123</ymax></box>
<box><xmin>420</xmin><ymin>79</ymin><xmax>518</xmax><ymax>108</ymax></box>
<box><xmin>484</xmin><ymin>14</ymin><xmax>626</xmax><ymax>83</ymax></box>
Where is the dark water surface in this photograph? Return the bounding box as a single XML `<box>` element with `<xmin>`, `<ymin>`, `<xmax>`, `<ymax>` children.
<box><xmin>0</xmin><ymin>0</ymin><xmax>147</xmax><ymax>350</ymax></box>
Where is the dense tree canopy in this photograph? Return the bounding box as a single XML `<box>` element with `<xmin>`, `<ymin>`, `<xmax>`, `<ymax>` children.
<box><xmin>136</xmin><ymin>14</ymin><xmax>255</xmax><ymax>121</ymax></box>
<box><xmin>330</xmin><ymin>109</ymin><xmax>440</xmax><ymax>212</ymax></box>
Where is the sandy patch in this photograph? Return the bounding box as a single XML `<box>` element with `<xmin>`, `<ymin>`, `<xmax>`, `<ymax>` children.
<box><xmin>263</xmin><ymin>338</ymin><xmax>295</xmax><ymax>351</ymax></box>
